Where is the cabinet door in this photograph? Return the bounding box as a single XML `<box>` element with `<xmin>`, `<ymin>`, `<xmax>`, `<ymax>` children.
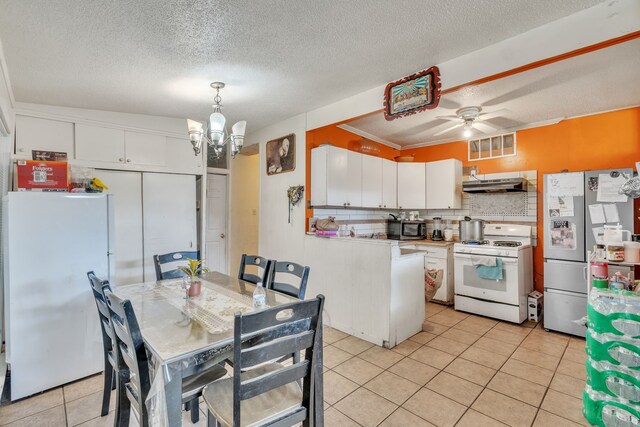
<box><xmin>98</xmin><ymin>170</ymin><xmax>143</xmax><ymax>285</ymax></box>
<box><xmin>165</xmin><ymin>137</ymin><xmax>203</xmax><ymax>173</ymax></box>
<box><xmin>75</xmin><ymin>124</ymin><xmax>126</xmax><ymax>164</ymax></box>
<box><xmin>310</xmin><ymin>147</ymin><xmax>327</xmax><ymax>206</ymax></box>
<box><xmin>346</xmin><ymin>150</ymin><xmax>362</xmax><ymax>207</ymax></box>
<box><xmin>382</xmin><ymin>159</ymin><xmax>397</xmax><ymax>209</ymax></box>
<box><xmin>397</xmin><ymin>163</ymin><xmax>426</xmax><ymax>209</ymax></box>
<box><xmin>426</xmin><ymin>159</ymin><xmax>462</xmax><ymax>209</ymax></box>
<box><xmin>361</xmin><ymin>154</ymin><xmax>382</xmax><ymax>208</ymax></box>
<box><xmin>125</xmin><ymin>131</ymin><xmax>166</xmax><ymax>166</ymax></box>
<box><xmin>142</xmin><ymin>173</ymin><xmax>197</xmax><ymax>281</ymax></box>
<box><xmin>326</xmin><ymin>146</ymin><xmax>348</xmax><ymax>206</ymax></box>
<box><xmin>15</xmin><ymin>115</ymin><xmax>74</xmax><ymax>157</ymax></box>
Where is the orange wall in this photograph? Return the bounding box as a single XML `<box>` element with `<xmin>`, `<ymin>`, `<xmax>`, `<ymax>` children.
<box><xmin>306</xmin><ymin>106</ymin><xmax>640</xmax><ymax>292</ymax></box>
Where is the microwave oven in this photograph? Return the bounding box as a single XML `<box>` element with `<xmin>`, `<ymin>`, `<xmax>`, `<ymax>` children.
<box><xmin>387</xmin><ymin>220</ymin><xmax>427</xmax><ymax>240</ymax></box>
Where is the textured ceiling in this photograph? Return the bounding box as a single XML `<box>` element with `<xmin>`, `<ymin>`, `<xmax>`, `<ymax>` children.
<box><xmin>344</xmin><ymin>38</ymin><xmax>640</xmax><ymax>148</ymax></box>
<box><xmin>0</xmin><ymin>0</ymin><xmax>602</xmax><ymax>132</ymax></box>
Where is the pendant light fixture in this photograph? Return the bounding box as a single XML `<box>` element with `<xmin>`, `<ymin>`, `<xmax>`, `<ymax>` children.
<box><xmin>186</xmin><ymin>82</ymin><xmax>247</xmax><ymax>158</ymax></box>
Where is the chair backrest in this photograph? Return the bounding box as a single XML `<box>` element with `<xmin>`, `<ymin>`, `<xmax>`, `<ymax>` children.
<box><xmin>153</xmin><ymin>251</ymin><xmax>199</xmax><ymax>280</ymax></box>
<box><xmin>232</xmin><ymin>295</ymin><xmax>325</xmax><ymax>427</ymax></box>
<box><xmin>266</xmin><ymin>261</ymin><xmax>310</xmax><ymax>300</ymax></box>
<box><xmin>238</xmin><ymin>254</ymin><xmax>272</xmax><ymax>285</ymax></box>
<box><xmin>87</xmin><ymin>271</ymin><xmax>114</xmax><ymax>354</ymax></box>
<box><xmin>104</xmin><ymin>289</ymin><xmax>151</xmax><ymax>427</ymax></box>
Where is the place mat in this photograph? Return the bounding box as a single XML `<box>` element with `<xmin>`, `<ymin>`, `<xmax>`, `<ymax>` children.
<box><xmin>155</xmin><ymin>280</ymin><xmax>253</xmax><ymax>334</ymax></box>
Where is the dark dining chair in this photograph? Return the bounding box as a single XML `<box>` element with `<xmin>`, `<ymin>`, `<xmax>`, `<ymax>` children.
<box><xmin>238</xmin><ymin>254</ymin><xmax>272</xmax><ymax>285</ymax></box>
<box><xmin>86</xmin><ymin>271</ymin><xmax>116</xmax><ymax>417</ymax></box>
<box><xmin>202</xmin><ymin>295</ymin><xmax>325</xmax><ymax>427</ymax></box>
<box><xmin>103</xmin><ymin>288</ymin><xmax>227</xmax><ymax>426</ymax></box>
<box><xmin>153</xmin><ymin>251</ymin><xmax>199</xmax><ymax>280</ymax></box>
<box><xmin>266</xmin><ymin>261</ymin><xmax>310</xmax><ymax>300</ymax></box>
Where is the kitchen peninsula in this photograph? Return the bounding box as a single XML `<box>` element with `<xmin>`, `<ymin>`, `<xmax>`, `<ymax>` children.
<box><xmin>303</xmin><ymin>234</ymin><xmax>425</xmax><ymax>347</ymax></box>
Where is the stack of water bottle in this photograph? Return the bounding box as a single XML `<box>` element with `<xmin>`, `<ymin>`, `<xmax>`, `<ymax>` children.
<box><xmin>584</xmin><ymin>287</ymin><xmax>640</xmax><ymax>426</ymax></box>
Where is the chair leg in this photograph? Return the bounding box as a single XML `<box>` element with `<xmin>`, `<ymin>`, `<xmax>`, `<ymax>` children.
<box><xmin>111</xmin><ymin>368</ymin><xmax>117</xmax><ymax>391</ymax></box>
<box><xmin>190</xmin><ymin>396</ymin><xmax>200</xmax><ymax>423</ymax></box>
<box><xmin>101</xmin><ymin>362</ymin><xmax>113</xmax><ymax>416</ymax></box>
<box><xmin>207</xmin><ymin>410</ymin><xmax>216</xmax><ymax>427</ymax></box>
<box><xmin>115</xmin><ymin>372</ymin><xmax>130</xmax><ymax>427</ymax></box>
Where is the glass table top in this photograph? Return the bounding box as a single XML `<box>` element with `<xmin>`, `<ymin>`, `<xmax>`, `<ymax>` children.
<box><xmin>114</xmin><ymin>271</ymin><xmax>298</xmax><ymax>364</ymax></box>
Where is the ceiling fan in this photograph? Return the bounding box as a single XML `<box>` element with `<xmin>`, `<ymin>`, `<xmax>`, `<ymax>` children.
<box><xmin>433</xmin><ymin>106</ymin><xmax>507</xmax><ymax>138</ymax></box>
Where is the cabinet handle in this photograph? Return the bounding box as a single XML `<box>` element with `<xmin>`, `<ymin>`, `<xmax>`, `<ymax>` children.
<box><xmin>118</xmin><ymin>158</ymin><xmax>124</xmax><ymax>162</ymax></box>
<box><xmin>126</xmin><ymin>159</ymin><xmax>131</xmax><ymax>163</ymax></box>
<box><xmin>384</xmin><ymin>205</ymin><xmax>387</xmax><ymax>208</ymax></box>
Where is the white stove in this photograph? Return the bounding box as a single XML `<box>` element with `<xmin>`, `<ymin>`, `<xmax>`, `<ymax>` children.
<box><xmin>454</xmin><ymin>224</ymin><xmax>533</xmax><ymax>323</ymax></box>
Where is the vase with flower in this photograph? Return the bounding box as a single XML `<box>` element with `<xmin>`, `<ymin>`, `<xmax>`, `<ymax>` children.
<box><xmin>178</xmin><ymin>258</ymin><xmax>209</xmax><ymax>297</ymax></box>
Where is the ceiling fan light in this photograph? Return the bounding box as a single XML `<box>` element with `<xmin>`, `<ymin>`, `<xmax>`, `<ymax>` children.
<box><xmin>463</xmin><ymin>123</ymin><xmax>473</xmax><ymax>138</ymax></box>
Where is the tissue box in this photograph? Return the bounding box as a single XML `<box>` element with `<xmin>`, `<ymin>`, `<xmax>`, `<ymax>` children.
<box><xmin>16</xmin><ymin>160</ymin><xmax>68</xmax><ymax>191</ymax></box>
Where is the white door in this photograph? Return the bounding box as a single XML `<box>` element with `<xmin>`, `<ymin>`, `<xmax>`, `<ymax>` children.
<box><xmin>142</xmin><ymin>173</ymin><xmax>197</xmax><ymax>281</ymax></box>
<box><xmin>98</xmin><ymin>170</ymin><xmax>143</xmax><ymax>285</ymax></box>
<box><xmin>361</xmin><ymin>154</ymin><xmax>382</xmax><ymax>208</ymax></box>
<box><xmin>205</xmin><ymin>174</ymin><xmax>228</xmax><ymax>274</ymax></box>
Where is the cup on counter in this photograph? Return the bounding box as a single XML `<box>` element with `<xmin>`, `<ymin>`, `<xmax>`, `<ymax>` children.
<box><xmin>444</xmin><ymin>229</ymin><xmax>454</xmax><ymax>242</ymax></box>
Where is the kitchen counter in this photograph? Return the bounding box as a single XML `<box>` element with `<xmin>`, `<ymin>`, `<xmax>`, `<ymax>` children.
<box><xmin>411</xmin><ymin>239</ymin><xmax>457</xmax><ymax>247</ymax></box>
<box><xmin>303</xmin><ymin>235</ymin><xmax>424</xmax><ymax>347</ymax></box>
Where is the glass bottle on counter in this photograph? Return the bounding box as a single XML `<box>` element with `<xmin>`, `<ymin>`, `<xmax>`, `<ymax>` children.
<box><xmin>253</xmin><ymin>282</ymin><xmax>266</xmax><ymax>309</ymax></box>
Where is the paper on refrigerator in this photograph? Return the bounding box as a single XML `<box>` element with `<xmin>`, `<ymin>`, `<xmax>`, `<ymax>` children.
<box><xmin>548</xmin><ymin>196</ymin><xmax>574</xmax><ymax>218</ymax></box>
<box><xmin>603</xmin><ymin>203</ymin><xmax>620</xmax><ymax>223</ymax></box>
<box><xmin>547</xmin><ymin>173</ymin><xmax>584</xmax><ymax>197</ymax></box>
<box><xmin>588</xmin><ymin>204</ymin><xmax>606</xmax><ymax>224</ymax></box>
<box><xmin>597</xmin><ymin>173</ymin><xmax>628</xmax><ymax>203</ymax></box>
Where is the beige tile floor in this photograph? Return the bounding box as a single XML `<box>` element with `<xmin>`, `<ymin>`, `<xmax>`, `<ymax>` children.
<box><xmin>0</xmin><ymin>303</ymin><xmax>589</xmax><ymax>426</ymax></box>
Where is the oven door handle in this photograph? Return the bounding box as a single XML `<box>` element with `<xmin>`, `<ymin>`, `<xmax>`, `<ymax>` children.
<box><xmin>454</xmin><ymin>254</ymin><xmax>518</xmax><ymax>264</ymax></box>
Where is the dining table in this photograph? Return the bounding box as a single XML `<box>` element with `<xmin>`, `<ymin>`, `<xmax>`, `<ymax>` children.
<box><xmin>114</xmin><ymin>271</ymin><xmax>324</xmax><ymax>427</ymax></box>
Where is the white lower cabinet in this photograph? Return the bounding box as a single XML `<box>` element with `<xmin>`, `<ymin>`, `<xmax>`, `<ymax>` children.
<box><xmin>397</xmin><ymin>163</ymin><xmax>426</xmax><ymax>209</ymax></box>
<box><xmin>95</xmin><ymin>170</ymin><xmax>198</xmax><ymax>284</ymax></box>
<box><xmin>304</xmin><ymin>236</ymin><xmax>424</xmax><ymax>347</ymax></box>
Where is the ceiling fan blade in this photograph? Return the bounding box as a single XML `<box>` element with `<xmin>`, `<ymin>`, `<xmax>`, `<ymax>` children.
<box><xmin>434</xmin><ymin>114</ymin><xmax>459</xmax><ymax>120</ymax></box>
<box><xmin>478</xmin><ymin>108</ymin><xmax>510</xmax><ymax>121</ymax></box>
<box><xmin>433</xmin><ymin>123</ymin><xmax>463</xmax><ymax>137</ymax></box>
<box><xmin>474</xmin><ymin>122</ymin><xmax>499</xmax><ymax>134</ymax></box>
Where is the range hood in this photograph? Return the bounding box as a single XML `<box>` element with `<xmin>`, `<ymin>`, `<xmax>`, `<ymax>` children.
<box><xmin>463</xmin><ymin>177</ymin><xmax>527</xmax><ymax>193</ymax></box>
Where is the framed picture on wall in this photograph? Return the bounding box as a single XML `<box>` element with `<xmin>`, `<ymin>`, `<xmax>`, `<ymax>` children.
<box><xmin>266</xmin><ymin>133</ymin><xmax>295</xmax><ymax>175</ymax></box>
<box><xmin>383</xmin><ymin>66</ymin><xmax>441</xmax><ymax>121</ymax></box>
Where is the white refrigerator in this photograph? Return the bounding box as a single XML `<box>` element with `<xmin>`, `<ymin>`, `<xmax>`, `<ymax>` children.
<box><xmin>3</xmin><ymin>192</ymin><xmax>113</xmax><ymax>400</ymax></box>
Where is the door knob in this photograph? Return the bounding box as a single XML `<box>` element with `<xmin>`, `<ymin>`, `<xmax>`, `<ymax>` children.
<box><xmin>220</xmin><ymin>233</ymin><xmax>225</xmax><ymax>239</ymax></box>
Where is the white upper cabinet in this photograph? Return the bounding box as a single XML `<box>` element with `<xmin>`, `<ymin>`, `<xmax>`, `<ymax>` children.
<box><xmin>346</xmin><ymin>150</ymin><xmax>362</xmax><ymax>207</ymax></box>
<box><xmin>397</xmin><ymin>163</ymin><xmax>426</xmax><ymax>209</ymax></box>
<box><xmin>361</xmin><ymin>154</ymin><xmax>382</xmax><ymax>208</ymax></box>
<box><xmin>426</xmin><ymin>159</ymin><xmax>462</xmax><ymax>209</ymax></box>
<box><xmin>124</xmin><ymin>131</ymin><xmax>166</xmax><ymax>166</ymax></box>
<box><xmin>165</xmin><ymin>137</ymin><xmax>203</xmax><ymax>173</ymax></box>
<box><xmin>311</xmin><ymin>145</ymin><xmax>362</xmax><ymax>207</ymax></box>
<box><xmin>15</xmin><ymin>115</ymin><xmax>74</xmax><ymax>157</ymax></box>
<box><xmin>75</xmin><ymin>124</ymin><xmax>126</xmax><ymax>163</ymax></box>
<box><xmin>382</xmin><ymin>159</ymin><xmax>397</xmax><ymax>209</ymax></box>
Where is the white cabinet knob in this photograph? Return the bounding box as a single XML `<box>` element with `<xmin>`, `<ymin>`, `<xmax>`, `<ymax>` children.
<box><xmin>118</xmin><ymin>158</ymin><xmax>124</xmax><ymax>162</ymax></box>
<box><xmin>126</xmin><ymin>159</ymin><xmax>131</xmax><ymax>163</ymax></box>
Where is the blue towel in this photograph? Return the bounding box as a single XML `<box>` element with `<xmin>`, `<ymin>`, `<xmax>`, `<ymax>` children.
<box><xmin>476</xmin><ymin>258</ymin><xmax>503</xmax><ymax>280</ymax></box>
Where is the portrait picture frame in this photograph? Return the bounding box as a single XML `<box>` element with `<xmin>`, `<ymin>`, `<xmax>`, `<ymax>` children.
<box><xmin>383</xmin><ymin>66</ymin><xmax>441</xmax><ymax>121</ymax></box>
<box><xmin>266</xmin><ymin>133</ymin><xmax>296</xmax><ymax>176</ymax></box>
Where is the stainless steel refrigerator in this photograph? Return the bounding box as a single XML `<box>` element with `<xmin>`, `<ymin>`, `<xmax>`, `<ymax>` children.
<box><xmin>543</xmin><ymin>169</ymin><xmax>634</xmax><ymax>337</ymax></box>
